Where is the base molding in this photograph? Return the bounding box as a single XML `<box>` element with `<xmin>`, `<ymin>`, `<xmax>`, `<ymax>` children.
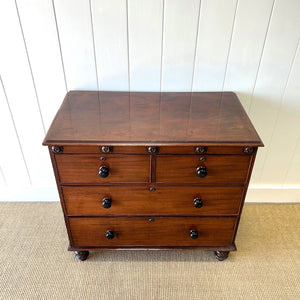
<box><xmin>246</xmin><ymin>187</ymin><xmax>300</xmax><ymax>203</ymax></box>
<box><xmin>68</xmin><ymin>244</ymin><xmax>237</xmax><ymax>251</ymax></box>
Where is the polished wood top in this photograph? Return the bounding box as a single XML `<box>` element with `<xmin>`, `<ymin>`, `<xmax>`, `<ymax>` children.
<box><xmin>43</xmin><ymin>91</ymin><xmax>263</xmax><ymax>146</ymax></box>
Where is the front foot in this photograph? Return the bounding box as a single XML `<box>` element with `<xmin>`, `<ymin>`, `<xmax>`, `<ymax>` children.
<box><xmin>75</xmin><ymin>251</ymin><xmax>89</xmax><ymax>261</ymax></box>
<box><xmin>214</xmin><ymin>251</ymin><xmax>229</xmax><ymax>261</ymax></box>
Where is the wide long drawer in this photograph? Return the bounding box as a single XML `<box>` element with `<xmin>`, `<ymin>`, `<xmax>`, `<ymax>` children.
<box><xmin>69</xmin><ymin>217</ymin><xmax>236</xmax><ymax>247</ymax></box>
<box><xmin>63</xmin><ymin>186</ymin><xmax>244</xmax><ymax>216</ymax></box>
<box><xmin>55</xmin><ymin>154</ymin><xmax>150</xmax><ymax>183</ymax></box>
<box><xmin>156</xmin><ymin>155</ymin><xmax>251</xmax><ymax>183</ymax></box>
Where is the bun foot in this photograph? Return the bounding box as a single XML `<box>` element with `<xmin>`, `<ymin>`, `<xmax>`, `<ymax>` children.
<box><xmin>75</xmin><ymin>251</ymin><xmax>89</xmax><ymax>261</ymax></box>
<box><xmin>214</xmin><ymin>251</ymin><xmax>229</xmax><ymax>261</ymax></box>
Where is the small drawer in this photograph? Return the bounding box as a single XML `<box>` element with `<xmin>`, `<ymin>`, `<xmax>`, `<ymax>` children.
<box><xmin>59</xmin><ymin>146</ymin><xmax>148</xmax><ymax>154</ymax></box>
<box><xmin>156</xmin><ymin>155</ymin><xmax>251</xmax><ymax>184</ymax></box>
<box><xmin>69</xmin><ymin>217</ymin><xmax>236</xmax><ymax>247</ymax></box>
<box><xmin>55</xmin><ymin>154</ymin><xmax>150</xmax><ymax>184</ymax></box>
<box><xmin>63</xmin><ymin>186</ymin><xmax>243</xmax><ymax>216</ymax></box>
<box><xmin>158</xmin><ymin>146</ymin><xmax>247</xmax><ymax>155</ymax></box>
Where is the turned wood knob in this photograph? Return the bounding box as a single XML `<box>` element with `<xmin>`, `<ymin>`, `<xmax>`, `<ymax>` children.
<box><xmin>147</xmin><ymin>146</ymin><xmax>158</xmax><ymax>153</ymax></box>
<box><xmin>106</xmin><ymin>230</ymin><xmax>114</xmax><ymax>239</ymax></box>
<box><xmin>195</xmin><ymin>146</ymin><xmax>206</xmax><ymax>154</ymax></box>
<box><xmin>193</xmin><ymin>198</ymin><xmax>203</xmax><ymax>208</ymax></box>
<box><xmin>99</xmin><ymin>165</ymin><xmax>109</xmax><ymax>178</ymax></box>
<box><xmin>190</xmin><ymin>229</ymin><xmax>198</xmax><ymax>239</ymax></box>
<box><xmin>102</xmin><ymin>197</ymin><xmax>112</xmax><ymax>209</ymax></box>
<box><xmin>101</xmin><ymin>146</ymin><xmax>113</xmax><ymax>153</ymax></box>
<box><xmin>196</xmin><ymin>166</ymin><xmax>207</xmax><ymax>178</ymax></box>
<box><xmin>51</xmin><ymin>145</ymin><xmax>63</xmax><ymax>153</ymax></box>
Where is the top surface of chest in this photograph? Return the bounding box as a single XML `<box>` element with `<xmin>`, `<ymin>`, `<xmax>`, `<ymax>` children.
<box><xmin>43</xmin><ymin>91</ymin><xmax>263</xmax><ymax>146</ymax></box>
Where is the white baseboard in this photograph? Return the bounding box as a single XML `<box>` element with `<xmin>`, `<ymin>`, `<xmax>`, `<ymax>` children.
<box><xmin>246</xmin><ymin>186</ymin><xmax>300</xmax><ymax>203</ymax></box>
<box><xmin>0</xmin><ymin>186</ymin><xmax>299</xmax><ymax>203</ymax></box>
<box><xmin>0</xmin><ymin>187</ymin><xmax>59</xmax><ymax>202</ymax></box>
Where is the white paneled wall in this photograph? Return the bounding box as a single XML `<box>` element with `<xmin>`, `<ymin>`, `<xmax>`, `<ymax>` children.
<box><xmin>0</xmin><ymin>0</ymin><xmax>299</xmax><ymax>202</ymax></box>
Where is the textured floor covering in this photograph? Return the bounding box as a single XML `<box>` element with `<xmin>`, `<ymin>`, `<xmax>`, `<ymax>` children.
<box><xmin>0</xmin><ymin>203</ymin><xmax>299</xmax><ymax>300</ymax></box>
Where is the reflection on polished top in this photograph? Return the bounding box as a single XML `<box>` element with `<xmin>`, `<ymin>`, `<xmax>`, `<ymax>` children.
<box><xmin>43</xmin><ymin>91</ymin><xmax>263</xmax><ymax>146</ymax></box>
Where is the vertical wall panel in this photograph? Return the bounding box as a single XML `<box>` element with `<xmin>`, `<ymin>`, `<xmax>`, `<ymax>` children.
<box><xmin>91</xmin><ymin>0</ymin><xmax>129</xmax><ymax>91</ymax></box>
<box><xmin>0</xmin><ymin>1</ymin><xmax>54</xmax><ymax>187</ymax></box>
<box><xmin>193</xmin><ymin>0</ymin><xmax>237</xmax><ymax>91</ymax></box>
<box><xmin>285</xmin><ymin>135</ymin><xmax>300</xmax><ymax>187</ymax></box>
<box><xmin>223</xmin><ymin>0</ymin><xmax>274</xmax><ymax>111</ymax></box>
<box><xmin>0</xmin><ymin>79</ymin><xmax>30</xmax><ymax>186</ymax></box>
<box><xmin>262</xmin><ymin>42</ymin><xmax>300</xmax><ymax>185</ymax></box>
<box><xmin>249</xmin><ymin>0</ymin><xmax>300</xmax><ymax>185</ymax></box>
<box><xmin>128</xmin><ymin>0</ymin><xmax>163</xmax><ymax>91</ymax></box>
<box><xmin>16</xmin><ymin>0</ymin><xmax>67</xmax><ymax>130</ymax></box>
<box><xmin>161</xmin><ymin>0</ymin><xmax>200</xmax><ymax>91</ymax></box>
<box><xmin>54</xmin><ymin>0</ymin><xmax>97</xmax><ymax>90</ymax></box>
<box><xmin>0</xmin><ymin>166</ymin><xmax>6</xmax><ymax>186</ymax></box>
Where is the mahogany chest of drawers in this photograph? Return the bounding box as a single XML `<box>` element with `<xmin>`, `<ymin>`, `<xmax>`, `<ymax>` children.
<box><xmin>43</xmin><ymin>91</ymin><xmax>263</xmax><ymax>261</ymax></box>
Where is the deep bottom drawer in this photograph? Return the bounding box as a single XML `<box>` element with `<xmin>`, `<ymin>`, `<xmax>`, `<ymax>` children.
<box><xmin>69</xmin><ymin>217</ymin><xmax>236</xmax><ymax>247</ymax></box>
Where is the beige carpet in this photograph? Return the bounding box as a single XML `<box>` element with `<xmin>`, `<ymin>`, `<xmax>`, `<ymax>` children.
<box><xmin>0</xmin><ymin>203</ymin><xmax>299</xmax><ymax>300</ymax></box>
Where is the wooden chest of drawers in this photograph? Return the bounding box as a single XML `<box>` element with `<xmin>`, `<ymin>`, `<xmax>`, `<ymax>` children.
<box><xmin>43</xmin><ymin>91</ymin><xmax>263</xmax><ymax>261</ymax></box>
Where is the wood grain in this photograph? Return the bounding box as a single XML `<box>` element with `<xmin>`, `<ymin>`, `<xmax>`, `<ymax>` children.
<box><xmin>55</xmin><ymin>154</ymin><xmax>150</xmax><ymax>184</ymax></box>
<box><xmin>43</xmin><ymin>91</ymin><xmax>263</xmax><ymax>146</ymax></box>
<box><xmin>44</xmin><ymin>91</ymin><xmax>261</xmax><ymax>257</ymax></box>
<box><xmin>63</xmin><ymin>186</ymin><xmax>244</xmax><ymax>216</ymax></box>
<box><xmin>69</xmin><ymin>216</ymin><xmax>236</xmax><ymax>247</ymax></box>
<box><xmin>156</xmin><ymin>155</ymin><xmax>251</xmax><ymax>184</ymax></box>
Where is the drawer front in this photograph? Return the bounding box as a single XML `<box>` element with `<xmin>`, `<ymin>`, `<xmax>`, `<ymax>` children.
<box><xmin>69</xmin><ymin>217</ymin><xmax>236</xmax><ymax>247</ymax></box>
<box><xmin>63</xmin><ymin>186</ymin><xmax>243</xmax><ymax>216</ymax></box>
<box><xmin>55</xmin><ymin>154</ymin><xmax>150</xmax><ymax>183</ymax></box>
<box><xmin>158</xmin><ymin>146</ymin><xmax>246</xmax><ymax>155</ymax></box>
<box><xmin>156</xmin><ymin>155</ymin><xmax>251</xmax><ymax>183</ymax></box>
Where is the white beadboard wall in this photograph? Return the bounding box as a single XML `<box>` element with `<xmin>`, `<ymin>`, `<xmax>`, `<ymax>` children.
<box><xmin>0</xmin><ymin>0</ymin><xmax>299</xmax><ymax>202</ymax></box>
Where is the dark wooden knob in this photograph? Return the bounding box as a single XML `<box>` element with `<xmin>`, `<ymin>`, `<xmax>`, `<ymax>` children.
<box><xmin>51</xmin><ymin>145</ymin><xmax>63</xmax><ymax>153</ymax></box>
<box><xmin>196</xmin><ymin>166</ymin><xmax>207</xmax><ymax>178</ymax></box>
<box><xmin>195</xmin><ymin>146</ymin><xmax>206</xmax><ymax>154</ymax></box>
<box><xmin>194</xmin><ymin>198</ymin><xmax>203</xmax><ymax>208</ymax></box>
<box><xmin>99</xmin><ymin>165</ymin><xmax>109</xmax><ymax>178</ymax></box>
<box><xmin>147</xmin><ymin>146</ymin><xmax>158</xmax><ymax>153</ymax></box>
<box><xmin>102</xmin><ymin>197</ymin><xmax>112</xmax><ymax>209</ymax></box>
<box><xmin>101</xmin><ymin>146</ymin><xmax>113</xmax><ymax>153</ymax></box>
<box><xmin>106</xmin><ymin>230</ymin><xmax>114</xmax><ymax>239</ymax></box>
<box><xmin>190</xmin><ymin>229</ymin><xmax>198</xmax><ymax>239</ymax></box>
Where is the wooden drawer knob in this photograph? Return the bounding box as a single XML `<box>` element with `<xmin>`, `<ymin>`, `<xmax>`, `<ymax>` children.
<box><xmin>196</xmin><ymin>166</ymin><xmax>207</xmax><ymax>178</ymax></box>
<box><xmin>147</xmin><ymin>146</ymin><xmax>158</xmax><ymax>153</ymax></box>
<box><xmin>101</xmin><ymin>146</ymin><xmax>113</xmax><ymax>153</ymax></box>
<box><xmin>106</xmin><ymin>230</ymin><xmax>115</xmax><ymax>240</ymax></box>
<box><xmin>193</xmin><ymin>198</ymin><xmax>203</xmax><ymax>208</ymax></box>
<box><xmin>99</xmin><ymin>165</ymin><xmax>109</xmax><ymax>178</ymax></box>
<box><xmin>190</xmin><ymin>229</ymin><xmax>198</xmax><ymax>239</ymax></box>
<box><xmin>102</xmin><ymin>197</ymin><xmax>112</xmax><ymax>209</ymax></box>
